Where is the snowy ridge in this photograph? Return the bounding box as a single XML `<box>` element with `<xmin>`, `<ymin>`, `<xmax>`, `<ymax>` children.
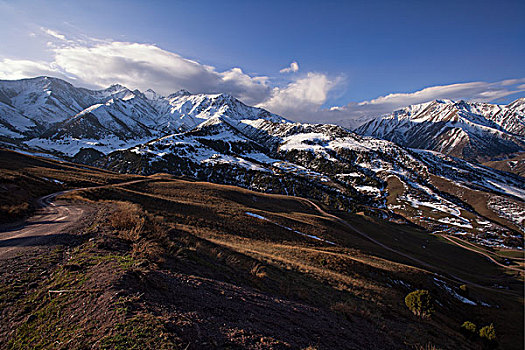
<box><xmin>100</xmin><ymin>111</ymin><xmax>524</xmax><ymax>248</ymax></box>
<box><xmin>0</xmin><ymin>77</ymin><xmax>286</xmax><ymax>157</ymax></box>
<box><xmin>355</xmin><ymin>99</ymin><xmax>525</xmax><ymax>162</ymax></box>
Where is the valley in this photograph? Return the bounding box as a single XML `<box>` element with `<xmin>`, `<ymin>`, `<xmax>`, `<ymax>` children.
<box><xmin>1</xmin><ymin>1</ymin><xmax>523</xmax><ymax>348</ymax></box>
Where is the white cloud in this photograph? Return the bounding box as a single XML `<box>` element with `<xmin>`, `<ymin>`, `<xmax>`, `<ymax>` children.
<box><xmin>0</xmin><ymin>30</ymin><xmax>341</xmax><ymax>116</ymax></box>
<box><xmin>358</xmin><ymin>80</ymin><xmax>525</xmax><ymax>107</ymax></box>
<box><xmin>0</xmin><ymin>58</ymin><xmax>62</xmax><ymax>80</ymax></box>
<box><xmin>500</xmin><ymin>78</ymin><xmax>525</xmax><ymax>86</ymax></box>
<box><xmin>41</xmin><ymin>27</ymin><xmax>67</xmax><ymax>41</ymax></box>
<box><xmin>319</xmin><ymin>79</ymin><xmax>525</xmax><ymax>129</ymax></box>
<box><xmin>279</xmin><ymin>61</ymin><xmax>299</xmax><ymax>73</ymax></box>
<box><xmin>1</xmin><ymin>28</ymin><xmax>523</xmax><ymax>128</ymax></box>
<box><xmin>257</xmin><ymin>72</ymin><xmax>341</xmax><ymax>117</ymax></box>
<box><xmin>51</xmin><ymin>41</ymin><xmax>272</xmax><ymax>105</ymax></box>
<box><xmin>0</xmin><ymin>33</ymin><xmax>273</xmax><ymax>105</ymax></box>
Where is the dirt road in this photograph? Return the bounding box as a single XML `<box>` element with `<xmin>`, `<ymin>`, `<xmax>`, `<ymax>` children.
<box><xmin>302</xmin><ymin>198</ymin><xmax>441</xmax><ymax>271</ymax></box>
<box><xmin>0</xmin><ymin>191</ymin><xmax>84</xmax><ymax>259</ymax></box>
<box><xmin>0</xmin><ymin>179</ymin><xmax>146</xmax><ymax>259</ymax></box>
<box><xmin>439</xmin><ymin>234</ymin><xmax>523</xmax><ymax>273</ymax></box>
<box><xmin>301</xmin><ymin>198</ymin><xmax>523</xmax><ymax>292</ymax></box>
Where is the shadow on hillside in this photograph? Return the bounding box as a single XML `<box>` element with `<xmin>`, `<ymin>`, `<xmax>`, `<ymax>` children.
<box><xmin>0</xmin><ymin>233</ymin><xmax>82</xmax><ymax>248</ymax></box>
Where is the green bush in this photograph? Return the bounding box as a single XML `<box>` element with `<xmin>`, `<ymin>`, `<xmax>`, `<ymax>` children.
<box><xmin>405</xmin><ymin>290</ymin><xmax>434</xmax><ymax>317</ymax></box>
<box><xmin>460</xmin><ymin>321</ymin><xmax>477</xmax><ymax>338</ymax></box>
<box><xmin>479</xmin><ymin>323</ymin><xmax>497</xmax><ymax>342</ymax></box>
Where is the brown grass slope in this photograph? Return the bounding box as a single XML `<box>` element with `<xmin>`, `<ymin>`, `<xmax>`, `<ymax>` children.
<box><xmin>0</xmin><ymin>148</ymin><xmax>523</xmax><ymax>349</ymax></box>
<box><xmin>483</xmin><ymin>153</ymin><xmax>525</xmax><ymax>178</ymax></box>
<box><xmin>0</xmin><ymin>148</ymin><xmax>142</xmax><ymax>224</ymax></box>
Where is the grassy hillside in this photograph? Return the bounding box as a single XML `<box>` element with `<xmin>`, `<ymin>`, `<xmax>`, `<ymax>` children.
<box><xmin>0</xmin><ymin>149</ymin><xmax>142</xmax><ymax>224</ymax></box>
<box><xmin>483</xmin><ymin>153</ymin><xmax>525</xmax><ymax>178</ymax></box>
<box><xmin>0</xmin><ymin>149</ymin><xmax>523</xmax><ymax>349</ymax></box>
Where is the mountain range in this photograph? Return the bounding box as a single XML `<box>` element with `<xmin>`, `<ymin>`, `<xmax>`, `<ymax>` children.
<box><xmin>356</xmin><ymin>98</ymin><xmax>525</xmax><ymax>163</ymax></box>
<box><xmin>0</xmin><ymin>76</ymin><xmax>523</xmax><ymax>249</ymax></box>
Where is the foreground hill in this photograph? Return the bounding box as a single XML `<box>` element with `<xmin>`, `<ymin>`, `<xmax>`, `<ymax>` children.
<box><xmin>0</xmin><ymin>149</ymin><xmax>523</xmax><ymax>349</ymax></box>
<box><xmin>355</xmin><ymin>99</ymin><xmax>525</xmax><ymax>163</ymax></box>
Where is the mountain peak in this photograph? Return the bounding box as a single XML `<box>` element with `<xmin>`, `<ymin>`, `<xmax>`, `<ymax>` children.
<box><xmin>168</xmin><ymin>89</ymin><xmax>192</xmax><ymax>98</ymax></box>
<box><xmin>23</xmin><ymin>76</ymin><xmax>76</xmax><ymax>90</ymax></box>
<box><xmin>434</xmin><ymin>99</ymin><xmax>455</xmax><ymax>105</ymax></box>
<box><xmin>106</xmin><ymin>83</ymin><xmax>128</xmax><ymax>92</ymax></box>
<box><xmin>508</xmin><ymin>97</ymin><xmax>525</xmax><ymax>109</ymax></box>
<box><xmin>356</xmin><ymin>97</ymin><xmax>525</xmax><ymax>162</ymax></box>
<box><xmin>211</xmin><ymin>93</ymin><xmax>242</xmax><ymax>107</ymax></box>
<box><xmin>144</xmin><ymin>88</ymin><xmax>161</xmax><ymax>100</ymax></box>
<box><xmin>215</xmin><ymin>93</ymin><xmax>236</xmax><ymax>101</ymax></box>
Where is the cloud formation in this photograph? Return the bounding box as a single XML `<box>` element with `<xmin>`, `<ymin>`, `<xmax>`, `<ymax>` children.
<box><xmin>359</xmin><ymin>79</ymin><xmax>525</xmax><ymax>107</ymax></box>
<box><xmin>279</xmin><ymin>61</ymin><xmax>299</xmax><ymax>73</ymax></box>
<box><xmin>52</xmin><ymin>41</ymin><xmax>272</xmax><ymax>105</ymax></box>
<box><xmin>0</xmin><ymin>30</ymin><xmax>338</xmax><ymax>109</ymax></box>
<box><xmin>258</xmin><ymin>73</ymin><xmax>341</xmax><ymax>116</ymax></box>
<box><xmin>0</xmin><ymin>58</ymin><xmax>65</xmax><ymax>80</ymax></box>
<box><xmin>0</xmin><ymin>28</ymin><xmax>523</xmax><ymax>129</ymax></box>
<box><xmin>315</xmin><ymin>79</ymin><xmax>525</xmax><ymax>129</ymax></box>
<box><xmin>41</xmin><ymin>27</ymin><xmax>67</xmax><ymax>41</ymax></box>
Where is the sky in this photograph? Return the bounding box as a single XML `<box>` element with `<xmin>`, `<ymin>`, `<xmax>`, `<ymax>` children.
<box><xmin>0</xmin><ymin>0</ymin><xmax>524</xmax><ymax>127</ymax></box>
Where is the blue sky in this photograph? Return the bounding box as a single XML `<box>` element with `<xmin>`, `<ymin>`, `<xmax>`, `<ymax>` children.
<box><xmin>0</xmin><ymin>0</ymin><xmax>524</xmax><ymax>125</ymax></box>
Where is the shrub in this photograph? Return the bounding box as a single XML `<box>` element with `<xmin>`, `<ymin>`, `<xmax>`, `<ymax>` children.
<box><xmin>250</xmin><ymin>263</ymin><xmax>267</xmax><ymax>279</ymax></box>
<box><xmin>479</xmin><ymin>323</ymin><xmax>497</xmax><ymax>342</ymax></box>
<box><xmin>460</xmin><ymin>321</ymin><xmax>477</xmax><ymax>338</ymax></box>
<box><xmin>0</xmin><ymin>202</ymin><xmax>31</xmax><ymax>222</ymax></box>
<box><xmin>110</xmin><ymin>202</ymin><xmax>145</xmax><ymax>241</ymax></box>
<box><xmin>405</xmin><ymin>290</ymin><xmax>434</xmax><ymax>317</ymax></box>
<box><xmin>458</xmin><ymin>284</ymin><xmax>469</xmax><ymax>297</ymax></box>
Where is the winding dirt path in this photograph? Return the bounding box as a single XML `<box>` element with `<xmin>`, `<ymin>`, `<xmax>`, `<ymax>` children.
<box><xmin>439</xmin><ymin>234</ymin><xmax>523</xmax><ymax>272</ymax></box>
<box><xmin>302</xmin><ymin>199</ymin><xmax>442</xmax><ymax>271</ymax></box>
<box><xmin>0</xmin><ymin>179</ymin><xmax>146</xmax><ymax>259</ymax></box>
<box><xmin>1</xmin><ymin>175</ymin><xmax>520</xmax><ymax>293</ymax></box>
<box><xmin>301</xmin><ymin>198</ymin><xmax>523</xmax><ymax>292</ymax></box>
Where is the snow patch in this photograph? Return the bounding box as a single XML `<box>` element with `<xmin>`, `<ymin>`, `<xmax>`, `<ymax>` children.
<box><xmin>245</xmin><ymin>212</ymin><xmax>336</xmax><ymax>245</ymax></box>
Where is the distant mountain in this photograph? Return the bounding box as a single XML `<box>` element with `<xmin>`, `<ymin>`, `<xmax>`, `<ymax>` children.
<box><xmin>0</xmin><ymin>76</ymin><xmax>283</xmax><ymax>156</ymax></box>
<box><xmin>355</xmin><ymin>99</ymin><xmax>525</xmax><ymax>163</ymax></box>
<box><xmin>0</xmin><ymin>77</ymin><xmax>523</xmax><ymax>248</ymax></box>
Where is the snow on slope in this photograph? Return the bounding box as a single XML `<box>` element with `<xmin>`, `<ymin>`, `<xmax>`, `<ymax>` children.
<box><xmin>0</xmin><ymin>102</ymin><xmax>38</xmax><ymax>137</ymax></box>
<box><xmin>0</xmin><ymin>77</ymin><xmax>94</xmax><ymax>127</ymax></box>
<box><xmin>103</xmin><ymin>111</ymin><xmax>524</xmax><ymax>247</ymax></box>
<box><xmin>0</xmin><ymin>77</ymin><xmax>289</xmax><ymax>157</ymax></box>
<box><xmin>355</xmin><ymin>99</ymin><xmax>525</xmax><ymax>162</ymax></box>
<box><xmin>1</xmin><ymin>77</ymin><xmax>523</xmax><ymax>248</ymax></box>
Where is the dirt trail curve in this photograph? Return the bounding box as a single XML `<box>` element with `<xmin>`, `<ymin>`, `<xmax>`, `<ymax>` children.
<box><xmin>439</xmin><ymin>234</ymin><xmax>523</xmax><ymax>272</ymax></box>
<box><xmin>301</xmin><ymin>198</ymin><xmax>523</xmax><ymax>292</ymax></box>
<box><xmin>0</xmin><ymin>179</ymin><xmax>146</xmax><ymax>259</ymax></box>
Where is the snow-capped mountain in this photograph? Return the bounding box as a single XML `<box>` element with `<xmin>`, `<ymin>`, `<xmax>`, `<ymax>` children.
<box><xmin>0</xmin><ymin>77</ymin><xmax>284</xmax><ymax>156</ymax></box>
<box><xmin>98</xmin><ymin>109</ymin><xmax>525</xmax><ymax>248</ymax></box>
<box><xmin>355</xmin><ymin>99</ymin><xmax>525</xmax><ymax>162</ymax></box>
<box><xmin>1</xmin><ymin>77</ymin><xmax>523</xmax><ymax>248</ymax></box>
